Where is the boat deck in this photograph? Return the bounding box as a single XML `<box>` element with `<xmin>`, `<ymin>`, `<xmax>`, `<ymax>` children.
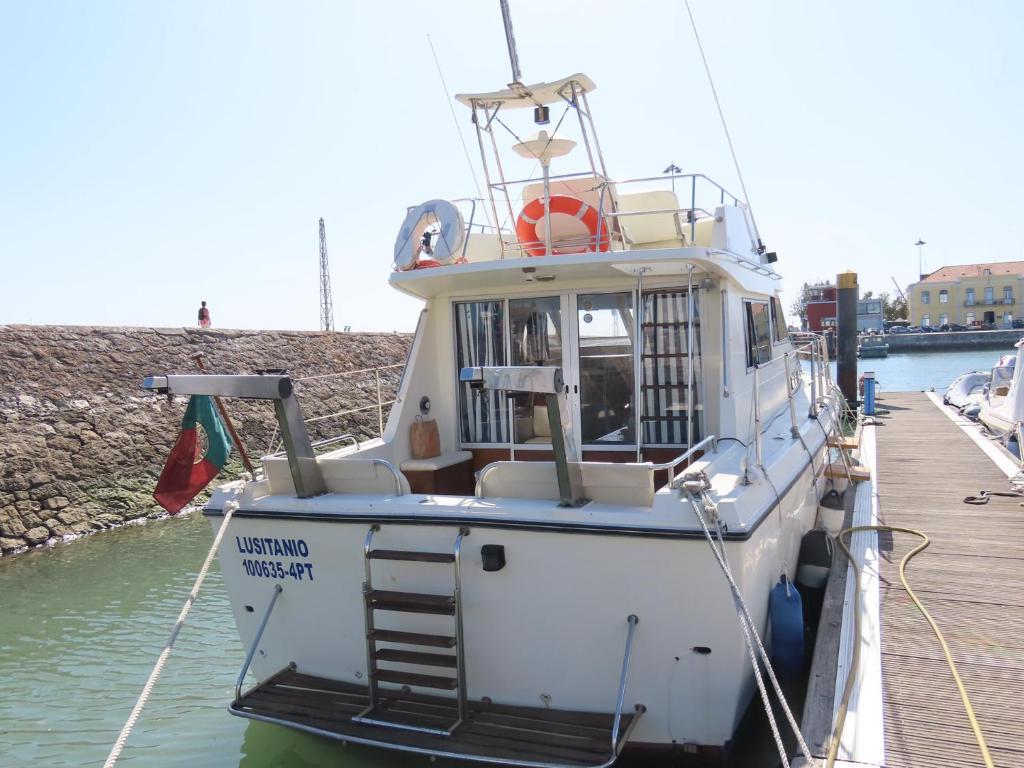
<box><xmin>231</xmin><ymin>667</ymin><xmax>640</xmax><ymax>767</ymax></box>
<box><xmin>873</xmin><ymin>392</ymin><xmax>1024</xmax><ymax>767</ymax></box>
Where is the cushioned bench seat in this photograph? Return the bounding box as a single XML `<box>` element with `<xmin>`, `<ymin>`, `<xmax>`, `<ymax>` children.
<box><xmin>478</xmin><ymin>460</ymin><xmax>656</xmax><ymax>507</ymax></box>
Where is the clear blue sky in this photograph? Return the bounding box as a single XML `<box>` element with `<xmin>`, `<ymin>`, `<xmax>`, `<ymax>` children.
<box><xmin>2</xmin><ymin>1</ymin><xmax>1021</xmax><ymax>331</ymax></box>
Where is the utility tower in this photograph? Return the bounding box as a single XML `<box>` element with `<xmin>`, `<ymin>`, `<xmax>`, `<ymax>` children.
<box><xmin>318</xmin><ymin>217</ymin><xmax>335</xmax><ymax>332</ymax></box>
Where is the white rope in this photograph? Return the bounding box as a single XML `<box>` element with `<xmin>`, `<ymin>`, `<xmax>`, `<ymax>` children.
<box><xmin>686</xmin><ymin>490</ymin><xmax>819</xmax><ymax>767</ymax></box>
<box><xmin>103</xmin><ymin>499</ymin><xmax>239</xmax><ymax>768</ymax></box>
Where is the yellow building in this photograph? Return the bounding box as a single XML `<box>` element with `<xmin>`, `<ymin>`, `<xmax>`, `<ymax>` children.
<box><xmin>907</xmin><ymin>261</ymin><xmax>1024</xmax><ymax>328</ymax></box>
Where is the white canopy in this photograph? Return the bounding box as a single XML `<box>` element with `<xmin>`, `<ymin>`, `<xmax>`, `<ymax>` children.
<box><xmin>455</xmin><ymin>73</ymin><xmax>596</xmax><ymax>109</ymax></box>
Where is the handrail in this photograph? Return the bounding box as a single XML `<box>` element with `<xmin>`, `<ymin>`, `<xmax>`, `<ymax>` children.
<box><xmin>452</xmin><ymin>527</ymin><xmax>470</xmax><ymax>726</ymax></box>
<box><xmin>610</xmin><ymin>614</ymin><xmax>643</xmax><ymax>756</ymax></box>
<box><xmin>649</xmin><ymin>434</ymin><xmax>718</xmax><ymax>480</ymax></box>
<box><xmin>235</xmin><ymin>584</ymin><xmax>284</xmax><ymax>701</ymax></box>
<box><xmin>313</xmin><ymin>433</ymin><xmax>360</xmax><ymax>451</ymax></box>
<box><xmin>474</xmin><ymin>461</ymin><xmax>502</xmax><ymax>498</ymax></box>
<box><xmin>372</xmin><ymin>459</ymin><xmax>405</xmax><ymax>496</ymax></box>
<box><xmin>295</xmin><ymin>363</ymin><xmax>403</xmax><ymax>383</ymax></box>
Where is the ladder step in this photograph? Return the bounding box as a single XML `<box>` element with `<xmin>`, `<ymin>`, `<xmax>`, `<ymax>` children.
<box><xmin>366</xmin><ymin>589</ymin><xmax>455</xmax><ymax>615</ymax></box>
<box><xmin>367</xmin><ymin>629</ymin><xmax>457</xmax><ymax>648</ymax></box>
<box><xmin>373</xmin><ymin>669</ymin><xmax>458</xmax><ymax>690</ymax></box>
<box><xmin>827</xmin><ymin>435</ymin><xmax>859</xmax><ymax>450</ymax></box>
<box><xmin>375</xmin><ymin>648</ymin><xmax>458</xmax><ymax>667</ymax></box>
<box><xmin>367</xmin><ymin>549</ymin><xmax>455</xmax><ymax>564</ymax></box>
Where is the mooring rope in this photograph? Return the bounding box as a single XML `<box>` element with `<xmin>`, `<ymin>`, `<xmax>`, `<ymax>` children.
<box><xmin>102</xmin><ymin>499</ymin><xmax>238</xmax><ymax>768</ymax></box>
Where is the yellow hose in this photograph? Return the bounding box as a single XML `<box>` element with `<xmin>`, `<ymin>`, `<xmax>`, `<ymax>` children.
<box><xmin>826</xmin><ymin>525</ymin><xmax>995</xmax><ymax>768</ymax></box>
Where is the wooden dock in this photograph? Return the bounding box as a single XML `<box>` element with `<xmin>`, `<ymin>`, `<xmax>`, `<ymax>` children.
<box><xmin>871</xmin><ymin>392</ymin><xmax>1023</xmax><ymax>767</ymax></box>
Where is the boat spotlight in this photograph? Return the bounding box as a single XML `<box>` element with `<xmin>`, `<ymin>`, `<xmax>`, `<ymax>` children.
<box><xmin>533</xmin><ymin>105</ymin><xmax>550</xmax><ymax>125</ymax></box>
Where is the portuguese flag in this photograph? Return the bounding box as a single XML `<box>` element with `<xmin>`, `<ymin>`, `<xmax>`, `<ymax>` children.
<box><xmin>153</xmin><ymin>395</ymin><xmax>233</xmax><ymax>514</ymax></box>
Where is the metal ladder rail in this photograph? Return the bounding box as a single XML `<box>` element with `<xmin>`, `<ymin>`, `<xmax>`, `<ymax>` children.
<box><xmin>355</xmin><ymin>524</ymin><xmax>469</xmax><ymax>736</ymax></box>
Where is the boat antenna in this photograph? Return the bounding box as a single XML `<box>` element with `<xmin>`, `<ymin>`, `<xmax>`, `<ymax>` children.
<box><xmin>427</xmin><ymin>33</ymin><xmax>491</xmax><ymax>225</ymax></box>
<box><xmin>499</xmin><ymin>0</ymin><xmax>524</xmax><ymax>84</ymax></box>
<box><xmin>683</xmin><ymin>0</ymin><xmax>765</xmax><ymax>254</ymax></box>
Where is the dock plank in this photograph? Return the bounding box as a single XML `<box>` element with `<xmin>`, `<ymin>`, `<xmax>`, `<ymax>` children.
<box><xmin>874</xmin><ymin>392</ymin><xmax>1024</xmax><ymax>768</ymax></box>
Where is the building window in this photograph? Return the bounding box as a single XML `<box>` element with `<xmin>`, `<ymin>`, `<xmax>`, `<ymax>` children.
<box><xmin>1004</xmin><ymin>286</ymin><xmax>1013</xmax><ymax>304</ymax></box>
<box><xmin>966</xmin><ymin>288</ymin><xmax>975</xmax><ymax>306</ymax></box>
<box><xmin>966</xmin><ymin>312</ymin><xmax>975</xmax><ymax>325</ymax></box>
<box><xmin>922</xmin><ymin>315</ymin><xmax>931</xmax><ymax>327</ymax></box>
<box><xmin>744</xmin><ymin>301</ymin><xmax>772</xmax><ymax>367</ymax></box>
<box><xmin>939</xmin><ymin>289</ymin><xmax>949</xmax><ymax>304</ymax></box>
<box><xmin>1006</xmin><ymin>313</ymin><xmax>1014</xmax><ymax>326</ymax></box>
<box><xmin>939</xmin><ymin>314</ymin><xmax>949</xmax><ymax>326</ymax></box>
<box><xmin>984</xmin><ymin>286</ymin><xmax>994</xmax><ymax>304</ymax></box>
<box><xmin>921</xmin><ymin>290</ymin><xmax>930</xmax><ymax>305</ymax></box>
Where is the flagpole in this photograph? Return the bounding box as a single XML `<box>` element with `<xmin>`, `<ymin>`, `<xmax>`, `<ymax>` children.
<box><xmin>194</xmin><ymin>355</ymin><xmax>255</xmax><ymax>474</ymax></box>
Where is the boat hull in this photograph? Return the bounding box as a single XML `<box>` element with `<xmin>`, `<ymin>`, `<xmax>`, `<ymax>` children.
<box><xmin>209</xmin><ymin>457</ymin><xmax>822</xmax><ymax>756</ymax></box>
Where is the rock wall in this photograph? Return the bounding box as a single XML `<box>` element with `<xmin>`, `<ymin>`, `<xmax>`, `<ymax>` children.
<box><xmin>0</xmin><ymin>325</ymin><xmax>410</xmax><ymax>556</ymax></box>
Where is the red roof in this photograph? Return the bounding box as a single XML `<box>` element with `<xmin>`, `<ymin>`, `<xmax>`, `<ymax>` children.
<box><xmin>921</xmin><ymin>261</ymin><xmax>1024</xmax><ymax>283</ymax></box>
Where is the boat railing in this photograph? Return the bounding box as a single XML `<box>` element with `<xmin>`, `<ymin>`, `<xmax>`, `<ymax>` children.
<box><xmin>438</xmin><ymin>171</ymin><xmax>750</xmax><ymax>263</ymax></box>
<box><xmin>791</xmin><ymin>332</ymin><xmax>832</xmax><ymax>416</ymax></box>
<box><xmin>265</xmin><ymin>363</ymin><xmax>404</xmax><ymax>456</ymax></box>
<box><xmin>650</xmin><ymin>434</ymin><xmax>718</xmax><ymax>487</ymax></box>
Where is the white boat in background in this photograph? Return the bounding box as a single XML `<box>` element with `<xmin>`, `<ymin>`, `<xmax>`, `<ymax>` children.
<box><xmin>944</xmin><ymin>371</ymin><xmax>990</xmax><ymax>413</ymax></box>
<box><xmin>977</xmin><ymin>342</ymin><xmax>1024</xmax><ymax>440</ymax></box>
<box><xmin>141</xmin><ymin>5</ymin><xmax>843</xmax><ymax>764</ymax></box>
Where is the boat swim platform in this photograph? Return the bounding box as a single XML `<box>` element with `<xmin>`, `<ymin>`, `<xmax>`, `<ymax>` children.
<box><xmin>231</xmin><ymin>666</ymin><xmax>641</xmax><ymax>767</ymax></box>
<box><xmin>803</xmin><ymin>391</ymin><xmax>1024</xmax><ymax>768</ymax></box>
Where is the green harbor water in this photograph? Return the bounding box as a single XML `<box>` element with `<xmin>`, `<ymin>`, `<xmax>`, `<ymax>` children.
<box><xmin>0</xmin><ymin>349</ymin><xmax>1004</xmax><ymax>767</ymax></box>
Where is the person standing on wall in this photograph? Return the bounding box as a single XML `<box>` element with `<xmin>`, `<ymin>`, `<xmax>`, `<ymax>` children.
<box><xmin>198</xmin><ymin>301</ymin><xmax>211</xmax><ymax>328</ymax></box>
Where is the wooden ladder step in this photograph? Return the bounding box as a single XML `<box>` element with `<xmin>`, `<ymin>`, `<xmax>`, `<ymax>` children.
<box><xmin>375</xmin><ymin>648</ymin><xmax>458</xmax><ymax>668</ymax></box>
<box><xmin>367</xmin><ymin>629</ymin><xmax>456</xmax><ymax>648</ymax></box>
<box><xmin>828</xmin><ymin>435</ymin><xmax>860</xmax><ymax>450</ymax></box>
<box><xmin>373</xmin><ymin>669</ymin><xmax>458</xmax><ymax>690</ymax></box>
<box><xmin>825</xmin><ymin>462</ymin><xmax>870</xmax><ymax>482</ymax></box>
<box><xmin>365</xmin><ymin>589</ymin><xmax>455</xmax><ymax>615</ymax></box>
<box><xmin>367</xmin><ymin>549</ymin><xmax>455</xmax><ymax>564</ymax></box>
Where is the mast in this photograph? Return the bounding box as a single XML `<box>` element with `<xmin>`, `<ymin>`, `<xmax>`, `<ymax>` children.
<box><xmin>319</xmin><ymin>218</ymin><xmax>335</xmax><ymax>332</ymax></box>
<box><xmin>498</xmin><ymin>0</ymin><xmax>523</xmax><ymax>84</ymax></box>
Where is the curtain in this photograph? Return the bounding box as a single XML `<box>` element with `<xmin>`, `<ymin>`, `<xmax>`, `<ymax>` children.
<box><xmin>641</xmin><ymin>290</ymin><xmax>702</xmax><ymax>446</ymax></box>
<box><xmin>455</xmin><ymin>301</ymin><xmax>509</xmax><ymax>443</ymax></box>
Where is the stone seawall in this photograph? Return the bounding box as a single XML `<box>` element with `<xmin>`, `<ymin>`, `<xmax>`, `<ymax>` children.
<box><xmin>0</xmin><ymin>325</ymin><xmax>410</xmax><ymax>556</ymax></box>
<box><xmin>885</xmin><ymin>328</ymin><xmax>1022</xmax><ymax>352</ymax></box>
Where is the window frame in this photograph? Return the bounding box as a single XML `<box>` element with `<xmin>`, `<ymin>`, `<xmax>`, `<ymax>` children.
<box><xmin>939</xmin><ymin>289</ymin><xmax>949</xmax><ymax>304</ymax></box>
<box><xmin>744</xmin><ymin>299</ymin><xmax>772</xmax><ymax>369</ymax></box>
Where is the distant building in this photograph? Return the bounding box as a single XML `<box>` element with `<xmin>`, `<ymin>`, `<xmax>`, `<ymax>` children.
<box><xmin>799</xmin><ymin>281</ymin><xmax>882</xmax><ymax>332</ymax></box>
<box><xmin>907</xmin><ymin>261</ymin><xmax>1024</xmax><ymax>327</ymax></box>
<box><xmin>857</xmin><ymin>298</ymin><xmax>883</xmax><ymax>332</ymax></box>
<box><xmin>801</xmin><ymin>282</ymin><xmax>837</xmax><ymax>332</ymax></box>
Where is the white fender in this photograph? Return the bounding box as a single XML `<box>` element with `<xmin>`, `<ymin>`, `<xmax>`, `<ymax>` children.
<box><xmin>393</xmin><ymin>199</ymin><xmax>465</xmax><ymax>271</ymax></box>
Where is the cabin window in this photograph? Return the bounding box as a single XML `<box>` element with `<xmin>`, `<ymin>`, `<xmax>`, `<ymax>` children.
<box><xmin>509</xmin><ymin>296</ymin><xmax>562</xmax><ymax>445</ymax></box>
<box><xmin>921</xmin><ymin>291</ymin><xmax>930</xmax><ymax>305</ymax></box>
<box><xmin>640</xmin><ymin>289</ymin><xmax>701</xmax><ymax>446</ymax></box>
<box><xmin>744</xmin><ymin>301</ymin><xmax>772</xmax><ymax>367</ymax></box>
<box><xmin>577</xmin><ymin>292</ymin><xmax>636</xmax><ymax>446</ymax></box>
<box><xmin>769</xmin><ymin>297</ymin><xmax>788</xmax><ymax>343</ymax></box>
<box><xmin>455</xmin><ymin>300</ymin><xmax>508</xmax><ymax>444</ymax></box>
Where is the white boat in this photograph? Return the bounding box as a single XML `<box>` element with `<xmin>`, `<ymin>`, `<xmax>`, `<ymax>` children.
<box><xmin>142</xmin><ymin>10</ymin><xmax>842</xmax><ymax>765</ymax></box>
<box><xmin>978</xmin><ymin>344</ymin><xmax>1024</xmax><ymax>439</ymax></box>
<box><xmin>944</xmin><ymin>371</ymin><xmax>990</xmax><ymax>413</ymax></box>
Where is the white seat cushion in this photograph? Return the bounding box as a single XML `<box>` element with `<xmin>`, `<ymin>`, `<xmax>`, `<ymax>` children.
<box><xmin>400</xmin><ymin>450</ymin><xmax>473</xmax><ymax>472</ymax></box>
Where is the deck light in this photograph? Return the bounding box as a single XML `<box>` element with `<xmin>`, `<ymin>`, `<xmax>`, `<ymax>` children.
<box><xmin>533</xmin><ymin>105</ymin><xmax>550</xmax><ymax>124</ymax></box>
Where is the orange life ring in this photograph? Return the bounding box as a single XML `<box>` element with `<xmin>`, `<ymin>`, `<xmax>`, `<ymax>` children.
<box><xmin>515</xmin><ymin>195</ymin><xmax>610</xmax><ymax>257</ymax></box>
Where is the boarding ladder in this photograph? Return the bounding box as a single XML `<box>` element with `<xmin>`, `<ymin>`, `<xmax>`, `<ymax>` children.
<box><xmin>353</xmin><ymin>524</ymin><xmax>469</xmax><ymax>736</ymax></box>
